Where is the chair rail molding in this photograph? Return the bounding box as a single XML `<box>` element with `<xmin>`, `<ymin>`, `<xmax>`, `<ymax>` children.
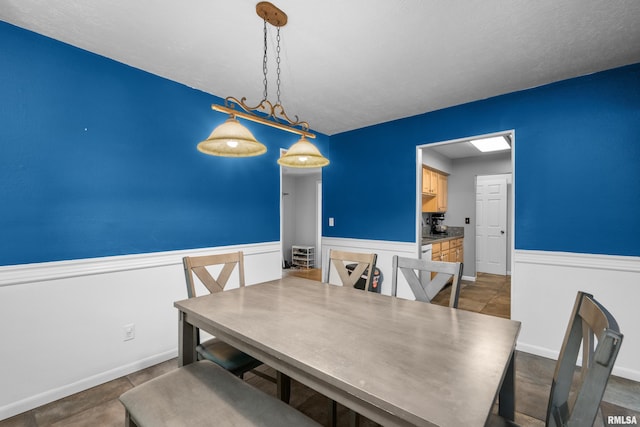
<box><xmin>514</xmin><ymin>249</ymin><xmax>640</xmax><ymax>273</ymax></box>
<box><xmin>0</xmin><ymin>242</ymin><xmax>281</xmax><ymax>288</ymax></box>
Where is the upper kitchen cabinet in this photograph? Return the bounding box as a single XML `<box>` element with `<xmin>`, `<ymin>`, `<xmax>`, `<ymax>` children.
<box><xmin>422</xmin><ymin>167</ymin><xmax>437</xmax><ymax>195</ymax></box>
<box><xmin>422</xmin><ymin>166</ymin><xmax>448</xmax><ymax>213</ymax></box>
<box><xmin>437</xmin><ymin>173</ymin><xmax>447</xmax><ymax>212</ymax></box>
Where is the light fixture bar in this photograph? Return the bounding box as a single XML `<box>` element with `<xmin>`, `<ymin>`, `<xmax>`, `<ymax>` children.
<box><xmin>211</xmin><ymin>103</ymin><xmax>316</xmax><ymax>139</ymax></box>
<box><xmin>197</xmin><ymin>2</ymin><xmax>328</xmax><ymax>167</ymax></box>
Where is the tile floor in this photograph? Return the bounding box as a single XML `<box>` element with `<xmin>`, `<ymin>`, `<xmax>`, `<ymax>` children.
<box><xmin>2</xmin><ymin>272</ymin><xmax>638</xmax><ymax>426</ymax></box>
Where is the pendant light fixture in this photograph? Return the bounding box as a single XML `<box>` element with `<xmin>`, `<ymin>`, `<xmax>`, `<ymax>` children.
<box><xmin>198</xmin><ymin>2</ymin><xmax>329</xmax><ymax>168</ymax></box>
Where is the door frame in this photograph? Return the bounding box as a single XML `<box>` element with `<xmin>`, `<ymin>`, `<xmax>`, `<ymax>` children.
<box><xmin>416</xmin><ymin>130</ymin><xmax>516</xmax><ymax>280</ymax></box>
<box><xmin>316</xmin><ymin>180</ymin><xmax>322</xmax><ymax>269</ymax></box>
<box><xmin>279</xmin><ymin>149</ymin><xmax>323</xmax><ymax>271</ymax></box>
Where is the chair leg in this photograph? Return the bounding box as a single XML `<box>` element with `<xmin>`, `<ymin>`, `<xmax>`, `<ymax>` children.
<box><xmin>498</xmin><ymin>351</ymin><xmax>516</xmax><ymax>421</ymax></box>
<box><xmin>124</xmin><ymin>410</ymin><xmax>138</xmax><ymax>427</ymax></box>
<box><xmin>277</xmin><ymin>371</ymin><xmax>291</xmax><ymax>403</ymax></box>
<box><xmin>349</xmin><ymin>410</ymin><xmax>360</xmax><ymax>427</ymax></box>
<box><xmin>327</xmin><ymin>398</ymin><xmax>337</xmax><ymax>427</ymax></box>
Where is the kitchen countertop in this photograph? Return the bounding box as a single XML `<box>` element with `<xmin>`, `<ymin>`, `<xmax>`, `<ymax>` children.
<box><xmin>422</xmin><ymin>226</ymin><xmax>464</xmax><ymax>245</ymax></box>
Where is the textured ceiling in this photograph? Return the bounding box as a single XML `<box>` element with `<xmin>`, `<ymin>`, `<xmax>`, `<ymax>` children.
<box><xmin>1</xmin><ymin>0</ymin><xmax>640</xmax><ymax>136</ymax></box>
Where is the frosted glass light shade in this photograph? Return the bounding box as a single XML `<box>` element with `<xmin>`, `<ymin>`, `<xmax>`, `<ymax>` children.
<box><xmin>197</xmin><ymin>116</ymin><xmax>267</xmax><ymax>157</ymax></box>
<box><xmin>278</xmin><ymin>136</ymin><xmax>329</xmax><ymax>168</ymax></box>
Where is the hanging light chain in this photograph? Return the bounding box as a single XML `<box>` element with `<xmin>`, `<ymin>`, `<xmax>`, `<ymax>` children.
<box><xmin>262</xmin><ymin>19</ymin><xmax>269</xmax><ymax>101</ymax></box>
<box><xmin>276</xmin><ymin>26</ymin><xmax>282</xmax><ymax>106</ymax></box>
<box><xmin>219</xmin><ymin>3</ymin><xmax>313</xmax><ymax>134</ymax></box>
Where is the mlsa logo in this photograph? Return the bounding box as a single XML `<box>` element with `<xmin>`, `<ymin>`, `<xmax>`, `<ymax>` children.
<box><xmin>608</xmin><ymin>415</ymin><xmax>638</xmax><ymax>425</ymax></box>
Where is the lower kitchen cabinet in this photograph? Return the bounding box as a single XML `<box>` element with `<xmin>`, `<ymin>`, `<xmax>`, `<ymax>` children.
<box><xmin>451</xmin><ymin>237</ymin><xmax>463</xmax><ymax>263</ymax></box>
<box><xmin>431</xmin><ymin>237</ymin><xmax>463</xmax><ymax>278</ymax></box>
<box><xmin>432</xmin><ymin>238</ymin><xmax>463</xmax><ymax>264</ymax></box>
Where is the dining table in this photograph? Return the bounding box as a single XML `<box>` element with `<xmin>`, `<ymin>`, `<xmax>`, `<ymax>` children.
<box><xmin>175</xmin><ymin>275</ymin><xmax>521</xmax><ymax>427</ymax></box>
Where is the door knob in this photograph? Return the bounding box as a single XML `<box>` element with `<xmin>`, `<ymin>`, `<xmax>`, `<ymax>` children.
<box><xmin>501</xmin><ymin>230</ymin><xmax>505</xmax><ymax>234</ymax></box>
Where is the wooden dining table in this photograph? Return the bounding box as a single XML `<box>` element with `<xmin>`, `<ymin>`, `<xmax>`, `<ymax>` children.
<box><xmin>175</xmin><ymin>276</ymin><xmax>521</xmax><ymax>427</ymax></box>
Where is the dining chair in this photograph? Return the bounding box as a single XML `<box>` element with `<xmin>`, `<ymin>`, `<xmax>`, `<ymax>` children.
<box><xmin>391</xmin><ymin>255</ymin><xmax>463</xmax><ymax>308</ymax></box>
<box><xmin>183</xmin><ymin>252</ymin><xmax>262</xmax><ymax>375</ymax></box>
<box><xmin>324</xmin><ymin>249</ymin><xmax>378</xmax><ymax>291</ymax></box>
<box><xmin>489</xmin><ymin>291</ymin><xmax>623</xmax><ymax>427</ymax></box>
<box><xmin>183</xmin><ymin>252</ymin><xmax>291</xmax><ymax>402</ymax></box>
<box><xmin>324</xmin><ymin>249</ymin><xmax>378</xmax><ymax>427</ymax></box>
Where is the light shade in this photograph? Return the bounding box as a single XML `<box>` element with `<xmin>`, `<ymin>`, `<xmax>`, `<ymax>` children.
<box><xmin>278</xmin><ymin>136</ymin><xmax>330</xmax><ymax>168</ymax></box>
<box><xmin>197</xmin><ymin>116</ymin><xmax>267</xmax><ymax>157</ymax></box>
<box><xmin>470</xmin><ymin>136</ymin><xmax>510</xmax><ymax>153</ymax></box>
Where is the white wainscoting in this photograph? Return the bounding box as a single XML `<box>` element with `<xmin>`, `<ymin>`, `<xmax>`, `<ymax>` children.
<box><xmin>513</xmin><ymin>249</ymin><xmax>640</xmax><ymax>382</ymax></box>
<box><xmin>2</xmin><ymin>243</ymin><xmax>637</xmax><ymax>419</ymax></box>
<box><xmin>0</xmin><ymin>242</ymin><xmax>282</xmax><ymax>421</ymax></box>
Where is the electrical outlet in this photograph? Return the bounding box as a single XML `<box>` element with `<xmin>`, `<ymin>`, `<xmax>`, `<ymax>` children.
<box><xmin>123</xmin><ymin>323</ymin><xmax>135</xmax><ymax>341</ymax></box>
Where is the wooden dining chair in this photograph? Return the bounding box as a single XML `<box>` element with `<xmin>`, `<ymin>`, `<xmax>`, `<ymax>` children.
<box><xmin>488</xmin><ymin>291</ymin><xmax>623</xmax><ymax>427</ymax></box>
<box><xmin>391</xmin><ymin>255</ymin><xmax>463</xmax><ymax>308</ymax></box>
<box><xmin>183</xmin><ymin>252</ymin><xmax>262</xmax><ymax>376</ymax></box>
<box><xmin>324</xmin><ymin>249</ymin><xmax>378</xmax><ymax>427</ymax></box>
<box><xmin>183</xmin><ymin>252</ymin><xmax>291</xmax><ymax>402</ymax></box>
<box><xmin>324</xmin><ymin>249</ymin><xmax>378</xmax><ymax>291</ymax></box>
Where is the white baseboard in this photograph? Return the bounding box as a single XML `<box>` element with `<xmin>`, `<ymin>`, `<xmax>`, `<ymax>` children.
<box><xmin>0</xmin><ymin>350</ymin><xmax>176</xmax><ymax>421</ymax></box>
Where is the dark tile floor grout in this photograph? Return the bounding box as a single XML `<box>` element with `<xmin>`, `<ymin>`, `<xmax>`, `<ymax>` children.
<box><xmin>2</xmin><ymin>272</ymin><xmax>638</xmax><ymax>426</ymax></box>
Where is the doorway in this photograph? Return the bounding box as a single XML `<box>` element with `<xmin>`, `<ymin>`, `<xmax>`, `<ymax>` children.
<box><xmin>280</xmin><ymin>161</ymin><xmax>322</xmax><ymax>272</ymax></box>
<box><xmin>417</xmin><ymin>130</ymin><xmax>514</xmax><ymax>280</ymax></box>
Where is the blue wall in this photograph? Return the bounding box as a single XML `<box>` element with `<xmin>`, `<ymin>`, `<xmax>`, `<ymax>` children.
<box><xmin>0</xmin><ymin>21</ymin><xmax>329</xmax><ymax>266</ymax></box>
<box><xmin>2</xmin><ymin>21</ymin><xmax>639</xmax><ymax>265</ymax></box>
<box><xmin>325</xmin><ymin>64</ymin><xmax>640</xmax><ymax>256</ymax></box>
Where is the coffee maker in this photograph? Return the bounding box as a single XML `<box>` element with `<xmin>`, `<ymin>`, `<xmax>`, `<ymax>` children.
<box><xmin>430</xmin><ymin>213</ymin><xmax>447</xmax><ymax>234</ymax></box>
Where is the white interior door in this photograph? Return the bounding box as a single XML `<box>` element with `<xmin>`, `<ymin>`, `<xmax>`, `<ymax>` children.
<box><xmin>476</xmin><ymin>175</ymin><xmax>508</xmax><ymax>275</ymax></box>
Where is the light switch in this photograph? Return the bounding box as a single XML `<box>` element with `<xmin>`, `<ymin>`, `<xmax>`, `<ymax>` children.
<box><xmin>329</xmin><ymin>217</ymin><xmax>334</xmax><ymax>227</ymax></box>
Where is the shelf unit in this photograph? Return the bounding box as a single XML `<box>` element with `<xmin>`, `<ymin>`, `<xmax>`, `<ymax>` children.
<box><xmin>291</xmin><ymin>245</ymin><xmax>315</xmax><ymax>269</ymax></box>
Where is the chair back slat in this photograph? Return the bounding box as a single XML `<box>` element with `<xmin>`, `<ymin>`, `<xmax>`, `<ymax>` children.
<box><xmin>183</xmin><ymin>252</ymin><xmax>245</xmax><ymax>298</ymax></box>
<box><xmin>191</xmin><ymin>266</ymin><xmax>225</xmax><ymax>294</ymax></box>
<box><xmin>399</xmin><ymin>264</ymin><xmax>429</xmax><ymax>301</ymax></box>
<box><xmin>546</xmin><ymin>291</ymin><xmax>623</xmax><ymax>427</ymax></box>
<box><xmin>325</xmin><ymin>250</ymin><xmax>377</xmax><ymax>291</ymax></box>
<box><xmin>391</xmin><ymin>255</ymin><xmax>462</xmax><ymax>308</ymax></box>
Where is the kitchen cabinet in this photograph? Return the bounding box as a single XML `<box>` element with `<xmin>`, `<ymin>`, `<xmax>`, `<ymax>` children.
<box><xmin>432</xmin><ymin>238</ymin><xmax>463</xmax><ymax>264</ymax></box>
<box><xmin>451</xmin><ymin>237</ymin><xmax>463</xmax><ymax>263</ymax></box>
<box><xmin>421</xmin><ymin>166</ymin><xmax>448</xmax><ymax>213</ymax></box>
<box><xmin>422</xmin><ymin>167</ymin><xmax>437</xmax><ymax>195</ymax></box>
<box><xmin>432</xmin><ymin>242</ymin><xmax>441</xmax><ymax>261</ymax></box>
<box><xmin>437</xmin><ymin>174</ymin><xmax>448</xmax><ymax>212</ymax></box>
<box><xmin>292</xmin><ymin>245</ymin><xmax>314</xmax><ymax>269</ymax></box>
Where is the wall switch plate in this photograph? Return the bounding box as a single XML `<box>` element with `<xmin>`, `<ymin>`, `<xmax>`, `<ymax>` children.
<box><xmin>123</xmin><ymin>323</ymin><xmax>135</xmax><ymax>341</ymax></box>
<box><xmin>329</xmin><ymin>217</ymin><xmax>334</xmax><ymax>227</ymax></box>
<box><xmin>465</xmin><ymin>217</ymin><xmax>470</xmax><ymax>224</ymax></box>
